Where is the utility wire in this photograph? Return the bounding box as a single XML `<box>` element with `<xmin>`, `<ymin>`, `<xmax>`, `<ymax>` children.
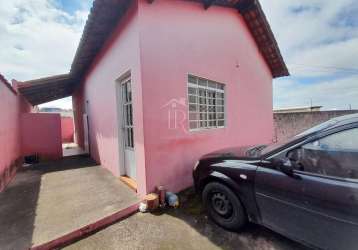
<box><xmin>290</xmin><ymin>68</ymin><xmax>358</xmax><ymax>74</ymax></box>
<box><xmin>289</xmin><ymin>63</ymin><xmax>358</xmax><ymax>73</ymax></box>
<box><xmin>287</xmin><ymin>63</ymin><xmax>358</xmax><ymax>75</ymax></box>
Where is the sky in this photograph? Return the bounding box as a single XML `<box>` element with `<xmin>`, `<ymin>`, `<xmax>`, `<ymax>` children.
<box><xmin>0</xmin><ymin>0</ymin><xmax>357</xmax><ymax>110</ymax></box>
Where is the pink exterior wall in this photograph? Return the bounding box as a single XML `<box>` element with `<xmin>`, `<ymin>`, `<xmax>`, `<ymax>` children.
<box><xmin>61</xmin><ymin>117</ymin><xmax>74</xmax><ymax>143</ymax></box>
<box><xmin>73</xmin><ymin>1</ymin><xmax>147</xmax><ymax>195</ymax></box>
<box><xmin>0</xmin><ymin>78</ymin><xmax>32</xmax><ymax>191</ymax></box>
<box><xmin>138</xmin><ymin>0</ymin><xmax>273</xmax><ymax>193</ymax></box>
<box><xmin>21</xmin><ymin>113</ymin><xmax>63</xmax><ymax>160</ymax></box>
<box><xmin>73</xmin><ymin>0</ymin><xmax>274</xmax><ymax>196</ymax></box>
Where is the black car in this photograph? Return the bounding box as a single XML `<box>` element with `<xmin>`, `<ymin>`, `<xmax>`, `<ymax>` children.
<box><xmin>193</xmin><ymin>114</ymin><xmax>358</xmax><ymax>250</ymax></box>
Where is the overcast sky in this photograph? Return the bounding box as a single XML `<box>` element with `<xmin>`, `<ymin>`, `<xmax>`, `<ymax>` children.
<box><xmin>0</xmin><ymin>0</ymin><xmax>357</xmax><ymax>110</ymax></box>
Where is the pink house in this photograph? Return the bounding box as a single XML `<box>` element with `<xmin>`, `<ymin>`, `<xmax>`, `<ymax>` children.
<box><xmin>17</xmin><ymin>0</ymin><xmax>288</xmax><ymax>197</ymax></box>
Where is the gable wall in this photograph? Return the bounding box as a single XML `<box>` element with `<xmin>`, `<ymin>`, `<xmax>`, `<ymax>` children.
<box><xmin>138</xmin><ymin>0</ymin><xmax>274</xmax><ymax>193</ymax></box>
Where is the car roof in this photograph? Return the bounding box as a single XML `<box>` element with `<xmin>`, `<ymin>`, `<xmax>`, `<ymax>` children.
<box><xmin>329</xmin><ymin>113</ymin><xmax>358</xmax><ymax>128</ymax></box>
<box><xmin>297</xmin><ymin>113</ymin><xmax>358</xmax><ymax>138</ymax></box>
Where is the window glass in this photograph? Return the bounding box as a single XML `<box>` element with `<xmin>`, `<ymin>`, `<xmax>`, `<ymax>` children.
<box><xmin>319</xmin><ymin>128</ymin><xmax>358</xmax><ymax>151</ymax></box>
<box><xmin>298</xmin><ymin>128</ymin><xmax>358</xmax><ymax>179</ymax></box>
<box><xmin>188</xmin><ymin>75</ymin><xmax>225</xmax><ymax>130</ymax></box>
<box><xmin>188</xmin><ymin>75</ymin><xmax>197</xmax><ymax>84</ymax></box>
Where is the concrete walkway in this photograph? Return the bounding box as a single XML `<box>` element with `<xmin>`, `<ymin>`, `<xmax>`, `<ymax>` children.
<box><xmin>0</xmin><ymin>156</ymin><xmax>139</xmax><ymax>250</ymax></box>
<box><xmin>62</xmin><ymin>143</ymin><xmax>87</xmax><ymax>157</ymax></box>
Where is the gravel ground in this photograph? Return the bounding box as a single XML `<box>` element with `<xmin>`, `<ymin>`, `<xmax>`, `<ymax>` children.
<box><xmin>64</xmin><ymin>188</ymin><xmax>311</xmax><ymax>250</ymax></box>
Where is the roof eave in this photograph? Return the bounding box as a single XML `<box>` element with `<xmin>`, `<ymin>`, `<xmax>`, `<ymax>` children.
<box><xmin>20</xmin><ymin>0</ymin><xmax>289</xmax><ymax>106</ymax></box>
<box><xmin>237</xmin><ymin>0</ymin><xmax>289</xmax><ymax>78</ymax></box>
<box><xmin>17</xmin><ymin>74</ymin><xmax>76</xmax><ymax>105</ymax></box>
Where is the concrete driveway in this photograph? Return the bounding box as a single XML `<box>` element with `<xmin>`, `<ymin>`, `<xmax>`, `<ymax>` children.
<box><xmin>65</xmin><ymin>189</ymin><xmax>311</xmax><ymax>250</ymax></box>
<box><xmin>0</xmin><ymin>156</ymin><xmax>139</xmax><ymax>250</ymax></box>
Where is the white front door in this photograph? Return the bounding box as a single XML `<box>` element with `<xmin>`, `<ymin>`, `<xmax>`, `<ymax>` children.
<box><xmin>121</xmin><ymin>77</ymin><xmax>136</xmax><ymax>180</ymax></box>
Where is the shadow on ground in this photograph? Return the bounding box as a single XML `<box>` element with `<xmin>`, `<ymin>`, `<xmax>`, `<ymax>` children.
<box><xmin>0</xmin><ymin>156</ymin><xmax>96</xmax><ymax>250</ymax></box>
<box><xmin>152</xmin><ymin>188</ymin><xmax>311</xmax><ymax>250</ymax></box>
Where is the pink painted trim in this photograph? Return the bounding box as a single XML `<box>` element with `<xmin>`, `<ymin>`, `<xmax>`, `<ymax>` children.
<box><xmin>30</xmin><ymin>202</ymin><xmax>140</xmax><ymax>250</ymax></box>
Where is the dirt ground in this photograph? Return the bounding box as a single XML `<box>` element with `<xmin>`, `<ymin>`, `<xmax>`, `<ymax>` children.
<box><xmin>65</xmin><ymin>188</ymin><xmax>311</xmax><ymax>250</ymax></box>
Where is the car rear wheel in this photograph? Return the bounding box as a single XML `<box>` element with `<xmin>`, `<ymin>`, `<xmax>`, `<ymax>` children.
<box><xmin>202</xmin><ymin>182</ymin><xmax>247</xmax><ymax>231</ymax></box>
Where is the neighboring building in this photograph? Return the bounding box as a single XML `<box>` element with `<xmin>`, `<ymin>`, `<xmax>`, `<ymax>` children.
<box><xmin>274</xmin><ymin>109</ymin><xmax>358</xmax><ymax>142</ymax></box>
<box><xmin>16</xmin><ymin>0</ymin><xmax>288</xmax><ymax>197</ymax></box>
<box><xmin>40</xmin><ymin>107</ymin><xmax>63</xmax><ymax>113</ymax></box>
<box><xmin>274</xmin><ymin>106</ymin><xmax>322</xmax><ymax>114</ymax></box>
<box><xmin>40</xmin><ymin>107</ymin><xmax>74</xmax><ymax>117</ymax></box>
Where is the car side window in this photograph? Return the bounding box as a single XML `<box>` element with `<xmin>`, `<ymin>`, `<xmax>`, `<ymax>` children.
<box><xmin>318</xmin><ymin>128</ymin><xmax>358</xmax><ymax>151</ymax></box>
<box><xmin>297</xmin><ymin>128</ymin><xmax>358</xmax><ymax>179</ymax></box>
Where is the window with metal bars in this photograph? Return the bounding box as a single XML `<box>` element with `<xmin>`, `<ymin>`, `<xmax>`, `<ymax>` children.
<box><xmin>187</xmin><ymin>74</ymin><xmax>225</xmax><ymax>130</ymax></box>
<box><xmin>122</xmin><ymin>77</ymin><xmax>134</xmax><ymax>149</ymax></box>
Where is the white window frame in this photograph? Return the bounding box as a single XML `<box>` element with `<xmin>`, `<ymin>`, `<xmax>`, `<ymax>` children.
<box><xmin>187</xmin><ymin>74</ymin><xmax>226</xmax><ymax>131</ymax></box>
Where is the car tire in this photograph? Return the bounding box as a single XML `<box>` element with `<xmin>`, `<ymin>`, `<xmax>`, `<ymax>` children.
<box><xmin>202</xmin><ymin>182</ymin><xmax>247</xmax><ymax>231</ymax></box>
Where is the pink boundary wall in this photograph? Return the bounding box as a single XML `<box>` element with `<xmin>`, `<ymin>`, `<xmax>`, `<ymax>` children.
<box><xmin>1</xmin><ymin>76</ymin><xmax>63</xmax><ymax>191</ymax></box>
<box><xmin>61</xmin><ymin>117</ymin><xmax>74</xmax><ymax>143</ymax></box>
<box><xmin>73</xmin><ymin>0</ymin><xmax>274</xmax><ymax>197</ymax></box>
<box><xmin>0</xmin><ymin>77</ymin><xmax>32</xmax><ymax>192</ymax></box>
<box><xmin>21</xmin><ymin>113</ymin><xmax>63</xmax><ymax>161</ymax></box>
<box><xmin>30</xmin><ymin>202</ymin><xmax>139</xmax><ymax>250</ymax></box>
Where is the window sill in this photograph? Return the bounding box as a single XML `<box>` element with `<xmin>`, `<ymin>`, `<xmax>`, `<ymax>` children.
<box><xmin>189</xmin><ymin>126</ymin><xmax>226</xmax><ymax>133</ymax></box>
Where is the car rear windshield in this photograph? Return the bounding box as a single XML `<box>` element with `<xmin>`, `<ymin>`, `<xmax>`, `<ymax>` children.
<box><xmin>296</xmin><ymin>119</ymin><xmax>339</xmax><ymax>137</ymax></box>
<box><xmin>260</xmin><ymin>118</ymin><xmax>340</xmax><ymax>156</ymax></box>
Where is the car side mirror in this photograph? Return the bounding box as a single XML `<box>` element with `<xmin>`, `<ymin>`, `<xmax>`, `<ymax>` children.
<box><xmin>280</xmin><ymin>158</ymin><xmax>294</xmax><ymax>176</ymax></box>
<box><xmin>270</xmin><ymin>157</ymin><xmax>294</xmax><ymax>176</ymax></box>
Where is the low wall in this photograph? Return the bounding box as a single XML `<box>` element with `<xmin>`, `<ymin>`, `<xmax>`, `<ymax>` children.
<box><xmin>21</xmin><ymin>113</ymin><xmax>63</xmax><ymax>161</ymax></box>
<box><xmin>274</xmin><ymin>110</ymin><xmax>358</xmax><ymax>142</ymax></box>
<box><xmin>0</xmin><ymin>76</ymin><xmax>32</xmax><ymax>192</ymax></box>
<box><xmin>61</xmin><ymin>117</ymin><xmax>74</xmax><ymax>143</ymax></box>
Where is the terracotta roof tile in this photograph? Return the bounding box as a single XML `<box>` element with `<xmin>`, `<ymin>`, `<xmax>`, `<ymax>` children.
<box><xmin>70</xmin><ymin>0</ymin><xmax>288</xmax><ymax>79</ymax></box>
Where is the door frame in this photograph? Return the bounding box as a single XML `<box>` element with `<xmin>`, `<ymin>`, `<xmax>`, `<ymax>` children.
<box><xmin>115</xmin><ymin>70</ymin><xmax>135</xmax><ymax>177</ymax></box>
<box><xmin>83</xmin><ymin>113</ymin><xmax>90</xmax><ymax>154</ymax></box>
